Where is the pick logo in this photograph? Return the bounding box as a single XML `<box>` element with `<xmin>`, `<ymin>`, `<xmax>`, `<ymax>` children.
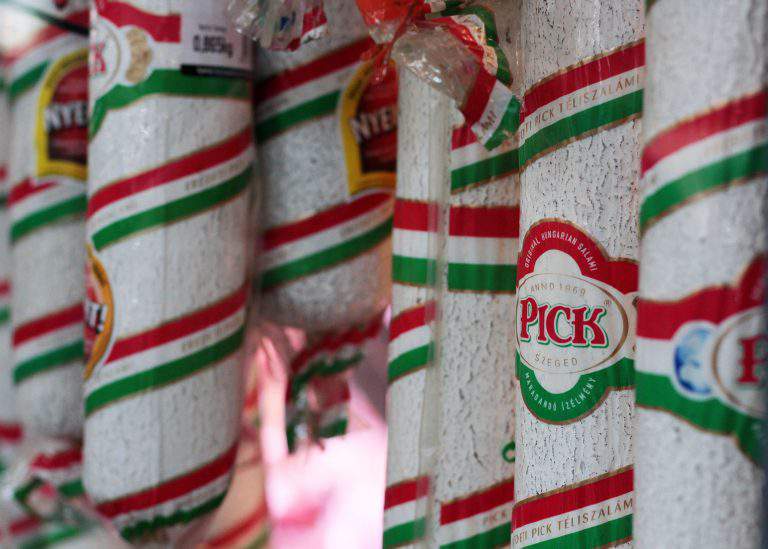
<box><xmin>515</xmin><ymin>220</ymin><xmax>637</xmax><ymax>423</ymax></box>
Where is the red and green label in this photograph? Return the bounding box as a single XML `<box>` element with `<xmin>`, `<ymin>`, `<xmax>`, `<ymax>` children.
<box><xmin>636</xmin><ymin>257</ymin><xmax>765</xmax><ymax>463</ymax></box>
<box><xmin>516</xmin><ymin>220</ymin><xmax>637</xmax><ymax>422</ymax></box>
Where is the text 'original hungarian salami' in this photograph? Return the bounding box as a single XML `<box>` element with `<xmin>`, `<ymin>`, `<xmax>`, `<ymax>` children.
<box><xmin>634</xmin><ymin>1</ymin><xmax>767</xmax><ymax>546</ymax></box>
<box><xmin>85</xmin><ymin>1</ymin><xmax>254</xmax><ymax>544</ymax></box>
<box><xmin>514</xmin><ymin>1</ymin><xmax>643</xmax><ymax>547</ymax></box>
<box><xmin>4</xmin><ymin>0</ymin><xmax>89</xmax><ymax>439</ymax></box>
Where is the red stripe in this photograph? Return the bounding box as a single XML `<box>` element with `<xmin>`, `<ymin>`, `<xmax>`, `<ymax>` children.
<box><xmin>255</xmin><ymin>38</ymin><xmax>372</xmax><ymax>103</ymax></box>
<box><xmin>204</xmin><ymin>503</ymin><xmax>268</xmax><ymax>547</ymax></box>
<box><xmin>96</xmin><ymin>1</ymin><xmax>180</xmax><ymax>42</ymax></box>
<box><xmin>0</xmin><ymin>422</ymin><xmax>22</xmax><ymax>443</ymax></box>
<box><xmin>452</xmin><ymin>126</ymin><xmax>479</xmax><ymax>150</ymax></box>
<box><xmin>393</xmin><ymin>199</ymin><xmax>438</xmax><ymax>232</ymax></box>
<box><xmin>3</xmin><ymin>10</ymin><xmax>88</xmax><ymax>66</ymax></box>
<box><xmin>641</xmin><ymin>90</ymin><xmax>767</xmax><ymax>174</ymax></box>
<box><xmin>283</xmin><ymin>6</ymin><xmax>328</xmax><ymax>51</ymax></box>
<box><xmin>13</xmin><ymin>304</ymin><xmax>83</xmax><ymax>347</ymax></box>
<box><xmin>389</xmin><ymin>302</ymin><xmax>436</xmax><ymax>341</ymax></box>
<box><xmin>523</xmin><ymin>41</ymin><xmax>644</xmax><ymax>119</ymax></box>
<box><xmin>462</xmin><ymin>70</ymin><xmax>496</xmax><ymax>127</ymax></box>
<box><xmin>637</xmin><ymin>258</ymin><xmax>763</xmax><ymax>339</ymax></box>
<box><xmin>96</xmin><ymin>443</ymin><xmax>238</xmax><ymax>518</ymax></box>
<box><xmin>7</xmin><ymin>179</ymin><xmax>56</xmax><ymax>208</ymax></box>
<box><xmin>512</xmin><ymin>468</ymin><xmax>633</xmax><ymax>529</ymax></box>
<box><xmin>88</xmin><ymin>126</ymin><xmax>252</xmax><ymax>218</ymax></box>
<box><xmin>30</xmin><ymin>447</ymin><xmax>82</xmax><ymax>470</ymax></box>
<box><xmin>440</xmin><ymin>478</ymin><xmax>514</xmax><ymax>524</ymax></box>
<box><xmin>107</xmin><ymin>283</ymin><xmax>248</xmax><ymax>364</ymax></box>
<box><xmin>384</xmin><ymin>477</ymin><xmax>430</xmax><ymax>510</ymax></box>
<box><xmin>291</xmin><ymin>315</ymin><xmax>383</xmax><ymax>375</ymax></box>
<box><xmin>262</xmin><ymin>191</ymin><xmax>391</xmax><ymax>250</ymax></box>
<box><xmin>0</xmin><ymin>165</ymin><xmax>7</xmax><ymax>181</ymax></box>
<box><xmin>0</xmin><ymin>279</ymin><xmax>10</xmax><ymax>297</ymax></box>
<box><xmin>449</xmin><ymin>205</ymin><xmax>519</xmax><ymax>238</ymax></box>
<box><xmin>0</xmin><ymin>516</ymin><xmax>41</xmax><ymax>538</ymax></box>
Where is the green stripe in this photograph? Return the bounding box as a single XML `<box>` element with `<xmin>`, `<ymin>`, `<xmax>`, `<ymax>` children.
<box><xmin>90</xmin><ymin>69</ymin><xmax>250</xmax><ymax>137</ymax></box>
<box><xmin>120</xmin><ymin>491</ymin><xmax>226</xmax><ymax>541</ymax></box>
<box><xmin>11</xmin><ymin>194</ymin><xmax>86</xmax><ymax>243</ymax></box>
<box><xmin>0</xmin><ymin>307</ymin><xmax>10</xmax><ymax>326</ymax></box>
<box><xmin>447</xmin><ymin>263</ymin><xmax>517</xmax><ymax>293</ymax></box>
<box><xmin>636</xmin><ymin>371</ymin><xmax>760</xmax><ymax>463</ymax></box>
<box><xmin>483</xmin><ymin>96</ymin><xmax>522</xmax><ymax>151</ymax></box>
<box><xmin>639</xmin><ymin>144</ymin><xmax>768</xmax><ymax>231</ymax></box>
<box><xmin>451</xmin><ymin>149</ymin><xmax>519</xmax><ymax>192</ymax></box>
<box><xmin>520</xmin><ymin>90</ymin><xmax>643</xmax><ymax>167</ymax></box>
<box><xmin>290</xmin><ymin>352</ymin><xmax>363</xmax><ymax>399</ymax></box>
<box><xmin>441</xmin><ymin>521</ymin><xmax>510</xmax><ymax>549</ymax></box>
<box><xmin>261</xmin><ymin>217</ymin><xmax>392</xmax><ymax>290</ymax></box>
<box><xmin>58</xmin><ymin>478</ymin><xmax>85</xmax><ymax>498</ymax></box>
<box><xmin>19</xmin><ymin>524</ymin><xmax>83</xmax><ymax>549</ymax></box>
<box><xmin>388</xmin><ymin>344</ymin><xmax>433</xmax><ymax>382</ymax></box>
<box><xmin>383</xmin><ymin>518</ymin><xmax>426</xmax><ymax>548</ymax></box>
<box><xmin>13</xmin><ymin>340</ymin><xmax>84</xmax><ymax>385</ymax></box>
<box><xmin>85</xmin><ymin>326</ymin><xmax>244</xmax><ymax>416</ymax></box>
<box><xmin>244</xmin><ymin>529</ymin><xmax>270</xmax><ymax>549</ymax></box>
<box><xmin>91</xmin><ymin>166</ymin><xmax>251</xmax><ymax>251</ymax></box>
<box><xmin>318</xmin><ymin>416</ymin><xmax>348</xmax><ymax>439</ymax></box>
<box><xmin>392</xmin><ymin>255</ymin><xmax>437</xmax><ymax>286</ymax></box>
<box><xmin>255</xmin><ymin>91</ymin><xmax>340</xmax><ymax>143</ymax></box>
<box><xmin>9</xmin><ymin>61</ymin><xmax>48</xmax><ymax>101</ymax></box>
<box><xmin>524</xmin><ymin>514</ymin><xmax>632</xmax><ymax>549</ymax></box>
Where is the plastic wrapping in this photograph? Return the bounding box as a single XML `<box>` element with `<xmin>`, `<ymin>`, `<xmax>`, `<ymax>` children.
<box><xmin>357</xmin><ymin>0</ymin><xmax>520</xmax><ymax>151</ymax></box>
<box><xmin>634</xmin><ymin>1</ymin><xmax>767</xmax><ymax>546</ymax></box>
<box><xmin>512</xmin><ymin>2</ymin><xmax>643</xmax><ymax>547</ymax></box>
<box><xmin>384</xmin><ymin>34</ymin><xmax>519</xmax><ymax>542</ymax></box>
<box><xmin>254</xmin><ymin>0</ymin><xmax>396</xmax><ymax>448</ymax></box>
<box><xmin>85</xmin><ymin>1</ymin><xmax>254</xmax><ymax>545</ymax></box>
<box><xmin>227</xmin><ymin>0</ymin><xmax>327</xmax><ymax>51</ymax></box>
<box><xmin>4</xmin><ymin>0</ymin><xmax>88</xmax><ymax>440</ymax></box>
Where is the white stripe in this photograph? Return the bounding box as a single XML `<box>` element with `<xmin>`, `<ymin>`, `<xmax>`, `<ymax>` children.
<box><xmin>448</xmin><ymin>235</ymin><xmax>518</xmax><ymax>265</ymax></box>
<box><xmin>9</xmin><ymin>181</ymin><xmax>84</xmax><ymax>224</ymax></box>
<box><xmin>87</xmin><ymin>146</ymin><xmax>253</xmax><ymax>236</ymax></box>
<box><xmin>261</xmin><ymin>196</ymin><xmax>393</xmax><ymax>272</ymax></box>
<box><xmin>393</xmin><ymin>227</ymin><xmax>433</xmax><ymax>260</ymax></box>
<box><xmin>519</xmin><ymin>67</ymin><xmax>643</xmax><ymax>145</ymax></box>
<box><xmin>451</xmin><ymin>137</ymin><xmax>516</xmax><ymax>171</ymax></box>
<box><xmin>384</xmin><ymin>497</ymin><xmax>427</xmax><ymax>532</ymax></box>
<box><xmin>512</xmin><ymin>491</ymin><xmax>633</xmax><ymax>547</ymax></box>
<box><xmin>13</xmin><ymin>323</ymin><xmax>81</xmax><ymax>364</ymax></box>
<box><xmin>388</xmin><ymin>325</ymin><xmax>432</xmax><ymax>364</ymax></box>
<box><xmin>255</xmin><ymin>64</ymin><xmax>357</xmax><ymax>122</ymax></box>
<box><xmin>642</xmin><ymin>117</ymin><xmax>768</xmax><ymax>199</ymax></box>
<box><xmin>472</xmin><ymin>80</ymin><xmax>516</xmax><ymax>146</ymax></box>
<box><xmin>635</xmin><ymin>336</ymin><xmax>673</xmax><ymax>376</ymax></box>
<box><xmin>438</xmin><ymin>500</ymin><xmax>513</xmax><ymax>545</ymax></box>
<box><xmin>84</xmin><ymin>306</ymin><xmax>246</xmax><ymax>394</ymax></box>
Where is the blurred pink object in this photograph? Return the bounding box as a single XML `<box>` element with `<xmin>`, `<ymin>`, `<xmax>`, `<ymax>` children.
<box><xmin>258</xmin><ymin>322</ymin><xmax>388</xmax><ymax>549</ymax></box>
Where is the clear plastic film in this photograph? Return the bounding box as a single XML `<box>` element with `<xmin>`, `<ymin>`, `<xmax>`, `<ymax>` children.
<box><xmin>227</xmin><ymin>0</ymin><xmax>328</xmax><ymax>51</ymax></box>
<box><xmin>355</xmin><ymin>0</ymin><xmax>522</xmax><ymax>151</ymax></box>
<box><xmin>634</xmin><ymin>1</ymin><xmax>767</xmax><ymax>546</ymax></box>
<box><xmin>383</xmin><ymin>3</ymin><xmax>519</xmax><ymax>543</ymax></box>
<box><xmin>85</xmin><ymin>1</ymin><xmax>255</xmax><ymax>545</ymax></box>
<box><xmin>512</xmin><ymin>1</ymin><xmax>643</xmax><ymax>547</ymax></box>
<box><xmin>253</xmin><ymin>0</ymin><xmax>396</xmax><ymax>449</ymax></box>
